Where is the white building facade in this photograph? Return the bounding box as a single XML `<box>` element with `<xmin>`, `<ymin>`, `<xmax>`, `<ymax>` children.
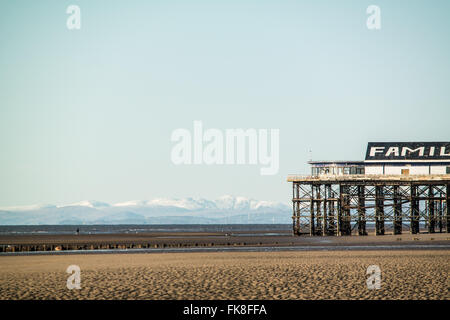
<box><xmin>310</xmin><ymin>142</ymin><xmax>450</xmax><ymax>176</ymax></box>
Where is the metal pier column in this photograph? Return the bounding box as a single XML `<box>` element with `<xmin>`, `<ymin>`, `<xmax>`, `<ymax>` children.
<box><xmin>375</xmin><ymin>185</ymin><xmax>385</xmax><ymax>235</ymax></box>
<box><xmin>393</xmin><ymin>186</ymin><xmax>402</xmax><ymax>235</ymax></box>
<box><xmin>357</xmin><ymin>185</ymin><xmax>367</xmax><ymax>235</ymax></box>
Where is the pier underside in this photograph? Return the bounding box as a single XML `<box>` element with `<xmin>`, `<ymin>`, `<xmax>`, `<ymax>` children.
<box><xmin>288</xmin><ymin>175</ymin><xmax>450</xmax><ymax>236</ymax></box>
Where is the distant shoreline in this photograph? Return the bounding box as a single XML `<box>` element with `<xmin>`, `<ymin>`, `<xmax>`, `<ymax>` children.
<box><xmin>1</xmin><ymin>230</ymin><xmax>448</xmax><ymax>255</ymax></box>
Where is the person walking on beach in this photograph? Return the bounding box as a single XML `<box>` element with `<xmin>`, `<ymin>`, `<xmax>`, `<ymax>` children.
<box><xmin>76</xmin><ymin>228</ymin><xmax>80</xmax><ymax>235</ymax></box>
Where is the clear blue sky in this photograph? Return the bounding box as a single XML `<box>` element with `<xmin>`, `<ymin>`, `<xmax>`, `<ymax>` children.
<box><xmin>1</xmin><ymin>0</ymin><xmax>449</xmax><ymax>206</ymax></box>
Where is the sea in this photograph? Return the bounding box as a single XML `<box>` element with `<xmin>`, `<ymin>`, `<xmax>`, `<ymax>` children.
<box><xmin>0</xmin><ymin>224</ymin><xmax>291</xmax><ymax>236</ymax></box>
<box><xmin>2</xmin><ymin>224</ymin><xmax>449</xmax><ymax>254</ymax></box>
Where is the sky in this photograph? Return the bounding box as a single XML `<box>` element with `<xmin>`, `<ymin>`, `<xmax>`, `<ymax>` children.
<box><xmin>0</xmin><ymin>0</ymin><xmax>449</xmax><ymax>207</ymax></box>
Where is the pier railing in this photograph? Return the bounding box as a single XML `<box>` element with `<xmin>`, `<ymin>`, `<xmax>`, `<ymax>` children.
<box><xmin>287</xmin><ymin>174</ymin><xmax>450</xmax><ymax>182</ymax></box>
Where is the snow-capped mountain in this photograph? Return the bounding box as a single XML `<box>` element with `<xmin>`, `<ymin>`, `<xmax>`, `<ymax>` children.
<box><xmin>0</xmin><ymin>196</ymin><xmax>291</xmax><ymax>225</ymax></box>
<box><xmin>59</xmin><ymin>200</ymin><xmax>110</xmax><ymax>209</ymax></box>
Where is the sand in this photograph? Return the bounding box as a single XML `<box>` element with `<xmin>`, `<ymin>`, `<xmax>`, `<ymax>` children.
<box><xmin>0</xmin><ymin>250</ymin><xmax>448</xmax><ymax>300</ymax></box>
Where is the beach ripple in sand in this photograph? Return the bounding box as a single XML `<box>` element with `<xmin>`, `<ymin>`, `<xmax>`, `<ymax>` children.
<box><xmin>0</xmin><ymin>250</ymin><xmax>448</xmax><ymax>300</ymax></box>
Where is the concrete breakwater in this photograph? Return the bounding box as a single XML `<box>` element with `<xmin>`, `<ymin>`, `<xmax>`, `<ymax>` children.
<box><xmin>0</xmin><ymin>241</ymin><xmax>251</xmax><ymax>253</ymax></box>
<box><xmin>0</xmin><ymin>232</ymin><xmax>449</xmax><ymax>253</ymax></box>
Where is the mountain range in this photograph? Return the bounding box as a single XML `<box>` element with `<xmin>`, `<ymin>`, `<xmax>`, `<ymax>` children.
<box><xmin>0</xmin><ymin>195</ymin><xmax>291</xmax><ymax>225</ymax></box>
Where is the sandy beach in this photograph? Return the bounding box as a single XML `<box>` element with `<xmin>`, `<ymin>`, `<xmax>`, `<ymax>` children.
<box><xmin>0</xmin><ymin>250</ymin><xmax>448</xmax><ymax>300</ymax></box>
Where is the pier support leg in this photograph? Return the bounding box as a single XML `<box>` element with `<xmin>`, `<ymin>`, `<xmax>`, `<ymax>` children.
<box><xmin>310</xmin><ymin>185</ymin><xmax>315</xmax><ymax>236</ymax></box>
<box><xmin>375</xmin><ymin>185</ymin><xmax>385</xmax><ymax>235</ymax></box>
<box><xmin>393</xmin><ymin>186</ymin><xmax>402</xmax><ymax>235</ymax></box>
<box><xmin>315</xmin><ymin>185</ymin><xmax>322</xmax><ymax>236</ymax></box>
<box><xmin>438</xmin><ymin>194</ymin><xmax>443</xmax><ymax>233</ymax></box>
<box><xmin>322</xmin><ymin>185</ymin><xmax>328</xmax><ymax>236</ymax></box>
<box><xmin>326</xmin><ymin>185</ymin><xmax>335</xmax><ymax>236</ymax></box>
<box><xmin>345</xmin><ymin>189</ymin><xmax>351</xmax><ymax>235</ymax></box>
<box><xmin>410</xmin><ymin>185</ymin><xmax>420</xmax><ymax>234</ymax></box>
<box><xmin>339</xmin><ymin>185</ymin><xmax>351</xmax><ymax>236</ymax></box>
<box><xmin>329</xmin><ymin>200</ymin><xmax>336</xmax><ymax>236</ymax></box>
<box><xmin>292</xmin><ymin>183</ymin><xmax>298</xmax><ymax>235</ymax></box>
<box><xmin>337</xmin><ymin>185</ymin><xmax>342</xmax><ymax>236</ymax></box>
<box><xmin>428</xmin><ymin>186</ymin><xmax>435</xmax><ymax>234</ymax></box>
<box><xmin>296</xmin><ymin>185</ymin><xmax>301</xmax><ymax>235</ymax></box>
<box><xmin>358</xmin><ymin>185</ymin><xmax>367</xmax><ymax>235</ymax></box>
<box><xmin>446</xmin><ymin>184</ymin><xmax>450</xmax><ymax>233</ymax></box>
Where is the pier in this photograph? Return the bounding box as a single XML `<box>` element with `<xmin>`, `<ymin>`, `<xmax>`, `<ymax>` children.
<box><xmin>288</xmin><ymin>174</ymin><xmax>450</xmax><ymax>236</ymax></box>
